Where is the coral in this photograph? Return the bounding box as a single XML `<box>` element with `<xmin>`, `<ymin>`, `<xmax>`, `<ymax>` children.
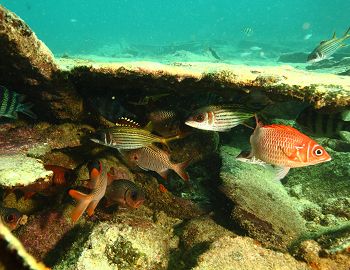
<box><xmin>0</xmin><ymin>154</ymin><xmax>53</xmax><ymax>187</ymax></box>
<box><xmin>16</xmin><ymin>210</ymin><xmax>74</xmax><ymax>263</ymax></box>
<box><xmin>54</xmin><ymin>212</ymin><xmax>176</xmax><ymax>270</ymax></box>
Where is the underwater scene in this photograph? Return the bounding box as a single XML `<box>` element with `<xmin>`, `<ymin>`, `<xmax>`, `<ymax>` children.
<box><xmin>0</xmin><ymin>1</ymin><xmax>349</xmax><ymax>270</ymax></box>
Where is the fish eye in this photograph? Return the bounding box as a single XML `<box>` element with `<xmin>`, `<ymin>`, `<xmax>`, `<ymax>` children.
<box><xmin>194</xmin><ymin>113</ymin><xmax>205</xmax><ymax>122</ymax></box>
<box><xmin>6</xmin><ymin>214</ymin><xmax>16</xmax><ymax>223</ymax></box>
<box><xmin>131</xmin><ymin>191</ymin><xmax>138</xmax><ymax>200</ymax></box>
<box><xmin>314</xmin><ymin>148</ymin><xmax>323</xmax><ymax>156</ymax></box>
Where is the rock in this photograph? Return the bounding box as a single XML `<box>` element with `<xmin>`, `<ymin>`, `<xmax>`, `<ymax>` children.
<box><xmin>192</xmin><ymin>236</ymin><xmax>309</xmax><ymax>270</ymax></box>
<box><xmin>0</xmin><ymin>154</ymin><xmax>52</xmax><ymax>187</ymax></box>
<box><xmin>0</xmin><ymin>5</ymin><xmax>57</xmax><ymax>84</ymax></box>
<box><xmin>285</xmin><ymin>148</ymin><xmax>350</xmax><ymax>225</ymax></box>
<box><xmin>278</xmin><ymin>52</ymin><xmax>309</xmax><ymax>63</ymax></box>
<box><xmin>63</xmin><ymin>59</ymin><xmax>350</xmax><ymax>109</ymax></box>
<box><xmin>219</xmin><ymin>145</ymin><xmax>306</xmax><ymax>251</ymax></box>
<box><xmin>54</xmin><ymin>212</ymin><xmax>177</xmax><ymax>270</ymax></box>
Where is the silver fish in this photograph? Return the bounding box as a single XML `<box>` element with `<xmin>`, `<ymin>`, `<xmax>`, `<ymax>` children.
<box><xmin>185</xmin><ymin>105</ymin><xmax>254</xmax><ymax>132</ymax></box>
<box><xmin>307</xmin><ymin>27</ymin><xmax>350</xmax><ymax>63</ymax></box>
<box><xmin>0</xmin><ymin>86</ymin><xmax>36</xmax><ymax>119</ymax></box>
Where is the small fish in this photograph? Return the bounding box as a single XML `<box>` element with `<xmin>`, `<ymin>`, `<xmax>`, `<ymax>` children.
<box><xmin>105</xmin><ymin>180</ymin><xmax>145</xmax><ymax>208</ymax></box>
<box><xmin>120</xmin><ymin>145</ymin><xmax>190</xmax><ymax>181</ymax></box>
<box><xmin>147</xmin><ymin>110</ymin><xmax>184</xmax><ymax>137</ymax></box>
<box><xmin>248</xmin><ymin>117</ymin><xmax>331</xmax><ymax>179</ymax></box>
<box><xmin>303</xmin><ymin>33</ymin><xmax>312</xmax><ymax>40</ymax></box>
<box><xmin>91</xmin><ymin>124</ymin><xmax>180</xmax><ymax>150</ymax></box>
<box><xmin>128</xmin><ymin>93</ymin><xmax>170</xmax><ymax>106</ymax></box>
<box><xmin>0</xmin><ymin>86</ymin><xmax>36</xmax><ymax>119</ymax></box>
<box><xmin>185</xmin><ymin>105</ymin><xmax>255</xmax><ymax>132</ymax></box>
<box><xmin>243</xmin><ymin>27</ymin><xmax>254</xmax><ymax>37</ymax></box>
<box><xmin>296</xmin><ymin>107</ymin><xmax>350</xmax><ymax>139</ymax></box>
<box><xmin>69</xmin><ymin>160</ymin><xmax>108</xmax><ymax>222</ymax></box>
<box><xmin>0</xmin><ymin>206</ymin><xmax>24</xmax><ymax>231</ymax></box>
<box><xmin>307</xmin><ymin>27</ymin><xmax>350</xmax><ymax>63</ymax></box>
<box><xmin>250</xmin><ymin>46</ymin><xmax>262</xmax><ymax>51</ymax></box>
<box><xmin>208</xmin><ymin>47</ymin><xmax>221</xmax><ymax>60</ymax></box>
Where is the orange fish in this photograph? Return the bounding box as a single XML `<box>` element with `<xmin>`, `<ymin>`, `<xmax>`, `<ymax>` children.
<box><xmin>248</xmin><ymin>118</ymin><xmax>331</xmax><ymax>179</ymax></box>
<box><xmin>68</xmin><ymin>160</ymin><xmax>108</xmax><ymax>223</ymax></box>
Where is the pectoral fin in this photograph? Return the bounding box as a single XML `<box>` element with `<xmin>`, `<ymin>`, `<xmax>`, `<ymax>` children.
<box><xmin>274</xmin><ymin>166</ymin><xmax>290</xmax><ymax>180</ymax></box>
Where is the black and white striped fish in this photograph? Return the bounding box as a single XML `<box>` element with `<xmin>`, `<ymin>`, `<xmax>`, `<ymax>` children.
<box><xmin>0</xmin><ymin>86</ymin><xmax>36</xmax><ymax>119</ymax></box>
<box><xmin>296</xmin><ymin>106</ymin><xmax>350</xmax><ymax>139</ymax></box>
<box><xmin>185</xmin><ymin>105</ymin><xmax>255</xmax><ymax>132</ymax></box>
<box><xmin>307</xmin><ymin>27</ymin><xmax>350</xmax><ymax>63</ymax></box>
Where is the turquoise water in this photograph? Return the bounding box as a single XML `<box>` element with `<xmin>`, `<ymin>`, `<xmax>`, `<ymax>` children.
<box><xmin>1</xmin><ymin>1</ymin><xmax>350</xmax><ymax>64</ymax></box>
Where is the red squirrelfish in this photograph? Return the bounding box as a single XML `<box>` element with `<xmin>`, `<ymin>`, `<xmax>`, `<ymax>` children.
<box><xmin>249</xmin><ymin>119</ymin><xmax>331</xmax><ymax>179</ymax></box>
<box><xmin>120</xmin><ymin>145</ymin><xmax>190</xmax><ymax>181</ymax></box>
<box><xmin>69</xmin><ymin>160</ymin><xmax>108</xmax><ymax>223</ymax></box>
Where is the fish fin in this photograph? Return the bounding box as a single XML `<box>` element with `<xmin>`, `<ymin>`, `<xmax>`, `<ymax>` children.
<box><xmin>105</xmin><ymin>199</ymin><xmax>115</xmax><ymax>208</ymax></box>
<box><xmin>23</xmin><ymin>191</ymin><xmax>36</xmax><ymax>200</ymax></box>
<box><xmin>115</xmin><ymin>117</ymin><xmax>140</xmax><ymax>128</ymax></box>
<box><xmin>173</xmin><ymin>159</ymin><xmax>191</xmax><ymax>181</ymax></box>
<box><xmin>274</xmin><ymin>166</ymin><xmax>290</xmax><ymax>180</ymax></box>
<box><xmin>144</xmin><ymin>121</ymin><xmax>153</xmax><ymax>132</ymax></box>
<box><xmin>69</xmin><ymin>189</ymin><xmax>91</xmax><ymax>223</ymax></box>
<box><xmin>159</xmin><ymin>184</ymin><xmax>168</xmax><ymax>193</ymax></box>
<box><xmin>278</xmin><ymin>145</ymin><xmax>301</xmax><ymax>161</ymax></box>
<box><xmin>86</xmin><ymin>200</ymin><xmax>98</xmax><ymax>217</ymax></box>
<box><xmin>159</xmin><ymin>170</ymin><xmax>169</xmax><ymax>180</ymax></box>
<box><xmin>17</xmin><ymin>103</ymin><xmax>37</xmax><ymax>119</ymax></box>
<box><xmin>344</xmin><ymin>26</ymin><xmax>350</xmax><ymax>37</ymax></box>
<box><xmin>332</xmin><ymin>32</ymin><xmax>336</xmax><ymax>39</ymax></box>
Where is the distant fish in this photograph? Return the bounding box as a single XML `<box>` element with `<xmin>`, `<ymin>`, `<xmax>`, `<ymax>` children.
<box><xmin>91</xmin><ymin>119</ymin><xmax>181</xmax><ymax>150</ymax></box>
<box><xmin>303</xmin><ymin>33</ymin><xmax>313</xmax><ymax>40</ymax></box>
<box><xmin>147</xmin><ymin>110</ymin><xmax>183</xmax><ymax>137</ymax></box>
<box><xmin>0</xmin><ymin>205</ymin><xmax>25</xmax><ymax>231</ymax></box>
<box><xmin>247</xmin><ymin>117</ymin><xmax>331</xmax><ymax>179</ymax></box>
<box><xmin>307</xmin><ymin>27</ymin><xmax>350</xmax><ymax>63</ymax></box>
<box><xmin>128</xmin><ymin>93</ymin><xmax>170</xmax><ymax>106</ymax></box>
<box><xmin>105</xmin><ymin>180</ymin><xmax>145</xmax><ymax>208</ymax></box>
<box><xmin>243</xmin><ymin>27</ymin><xmax>254</xmax><ymax>37</ymax></box>
<box><xmin>250</xmin><ymin>46</ymin><xmax>262</xmax><ymax>51</ymax></box>
<box><xmin>0</xmin><ymin>86</ymin><xmax>36</xmax><ymax>119</ymax></box>
<box><xmin>69</xmin><ymin>160</ymin><xmax>108</xmax><ymax>222</ymax></box>
<box><xmin>185</xmin><ymin>104</ymin><xmax>255</xmax><ymax>132</ymax></box>
<box><xmin>208</xmin><ymin>47</ymin><xmax>221</xmax><ymax>60</ymax></box>
<box><xmin>120</xmin><ymin>145</ymin><xmax>191</xmax><ymax>181</ymax></box>
<box><xmin>296</xmin><ymin>107</ymin><xmax>350</xmax><ymax>139</ymax></box>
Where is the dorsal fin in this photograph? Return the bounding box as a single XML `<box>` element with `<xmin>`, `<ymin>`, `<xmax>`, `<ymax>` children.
<box><xmin>115</xmin><ymin>117</ymin><xmax>140</xmax><ymax>128</ymax></box>
<box><xmin>144</xmin><ymin>121</ymin><xmax>153</xmax><ymax>132</ymax></box>
<box><xmin>332</xmin><ymin>32</ymin><xmax>336</xmax><ymax>39</ymax></box>
<box><xmin>344</xmin><ymin>26</ymin><xmax>350</xmax><ymax>37</ymax></box>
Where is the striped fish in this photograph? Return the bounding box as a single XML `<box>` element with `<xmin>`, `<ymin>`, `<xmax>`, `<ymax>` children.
<box><xmin>296</xmin><ymin>106</ymin><xmax>350</xmax><ymax>139</ymax></box>
<box><xmin>307</xmin><ymin>27</ymin><xmax>350</xmax><ymax>63</ymax></box>
<box><xmin>0</xmin><ymin>86</ymin><xmax>36</xmax><ymax>119</ymax></box>
<box><xmin>91</xmin><ymin>125</ymin><xmax>180</xmax><ymax>150</ymax></box>
<box><xmin>120</xmin><ymin>145</ymin><xmax>190</xmax><ymax>181</ymax></box>
<box><xmin>68</xmin><ymin>160</ymin><xmax>108</xmax><ymax>223</ymax></box>
<box><xmin>185</xmin><ymin>104</ymin><xmax>255</xmax><ymax>132</ymax></box>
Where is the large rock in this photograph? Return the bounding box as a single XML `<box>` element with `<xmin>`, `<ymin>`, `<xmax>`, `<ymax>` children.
<box><xmin>54</xmin><ymin>212</ymin><xmax>178</xmax><ymax>270</ymax></box>
<box><xmin>192</xmin><ymin>236</ymin><xmax>309</xmax><ymax>270</ymax></box>
<box><xmin>219</xmin><ymin>145</ymin><xmax>306</xmax><ymax>251</ymax></box>
<box><xmin>0</xmin><ymin>5</ymin><xmax>57</xmax><ymax>84</ymax></box>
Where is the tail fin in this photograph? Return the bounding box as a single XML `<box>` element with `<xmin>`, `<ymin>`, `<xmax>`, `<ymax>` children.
<box><xmin>17</xmin><ymin>102</ymin><xmax>37</xmax><ymax>119</ymax></box>
<box><xmin>173</xmin><ymin>158</ymin><xmax>191</xmax><ymax>181</ymax></box>
<box><xmin>69</xmin><ymin>189</ymin><xmax>91</xmax><ymax>223</ymax></box>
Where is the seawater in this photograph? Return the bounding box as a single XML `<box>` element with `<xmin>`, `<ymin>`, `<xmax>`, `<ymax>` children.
<box><xmin>1</xmin><ymin>0</ymin><xmax>350</xmax><ymax>66</ymax></box>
